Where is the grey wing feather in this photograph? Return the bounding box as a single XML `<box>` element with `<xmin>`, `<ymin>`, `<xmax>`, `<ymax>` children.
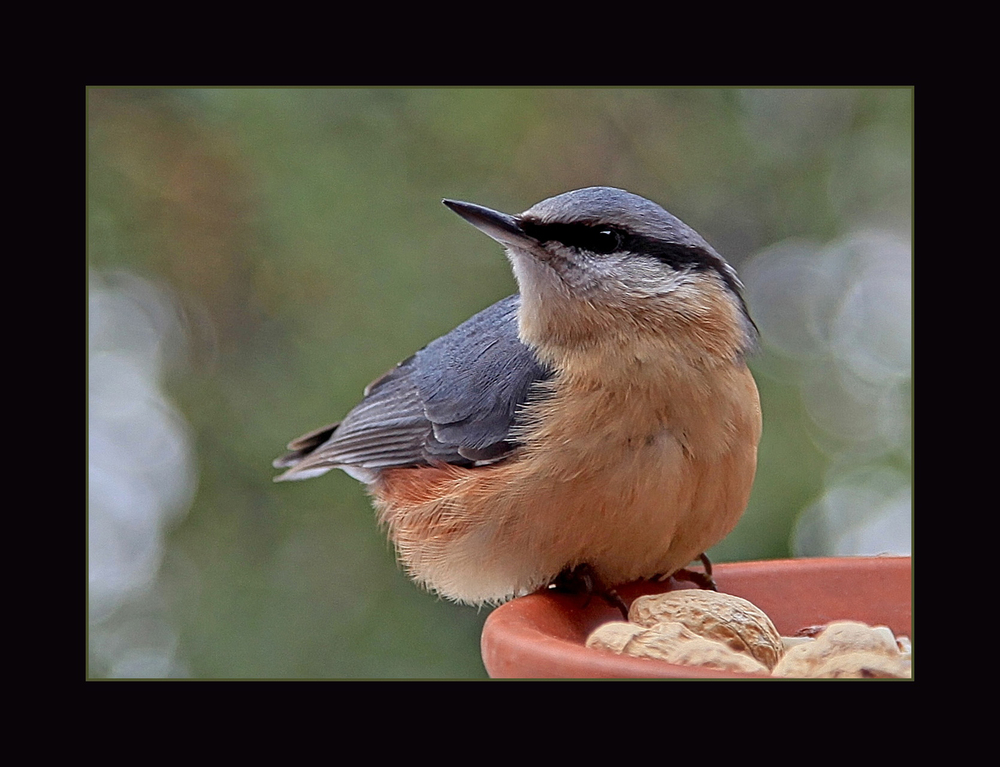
<box><xmin>273</xmin><ymin>295</ymin><xmax>550</xmax><ymax>482</ymax></box>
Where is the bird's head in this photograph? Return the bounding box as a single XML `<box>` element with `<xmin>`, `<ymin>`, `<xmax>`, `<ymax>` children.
<box><xmin>444</xmin><ymin>187</ymin><xmax>756</xmax><ymax>375</ymax></box>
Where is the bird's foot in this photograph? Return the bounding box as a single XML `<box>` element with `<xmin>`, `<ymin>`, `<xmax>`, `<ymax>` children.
<box><xmin>669</xmin><ymin>553</ymin><xmax>718</xmax><ymax>591</ymax></box>
<box><xmin>550</xmin><ymin>563</ymin><xmax>630</xmax><ymax>619</ymax></box>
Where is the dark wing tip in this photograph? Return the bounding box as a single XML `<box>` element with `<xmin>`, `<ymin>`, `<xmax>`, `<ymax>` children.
<box><xmin>273</xmin><ymin>422</ymin><xmax>339</xmax><ymax>469</ymax></box>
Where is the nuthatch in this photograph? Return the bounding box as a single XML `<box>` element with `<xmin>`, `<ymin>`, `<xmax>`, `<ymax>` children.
<box><xmin>275</xmin><ymin>187</ymin><xmax>761</xmax><ymax>609</ymax></box>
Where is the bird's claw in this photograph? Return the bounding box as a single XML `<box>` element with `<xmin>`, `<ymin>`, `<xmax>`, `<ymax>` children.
<box><xmin>671</xmin><ymin>553</ymin><xmax>717</xmax><ymax>590</ymax></box>
<box><xmin>550</xmin><ymin>563</ymin><xmax>630</xmax><ymax>619</ymax></box>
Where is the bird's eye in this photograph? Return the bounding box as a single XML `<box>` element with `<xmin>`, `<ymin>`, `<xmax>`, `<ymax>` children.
<box><xmin>518</xmin><ymin>220</ymin><xmax>625</xmax><ymax>255</ymax></box>
<box><xmin>589</xmin><ymin>228</ymin><xmax>622</xmax><ymax>255</ymax></box>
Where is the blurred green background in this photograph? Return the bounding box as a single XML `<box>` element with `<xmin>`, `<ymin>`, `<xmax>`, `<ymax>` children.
<box><xmin>88</xmin><ymin>88</ymin><xmax>912</xmax><ymax>678</ymax></box>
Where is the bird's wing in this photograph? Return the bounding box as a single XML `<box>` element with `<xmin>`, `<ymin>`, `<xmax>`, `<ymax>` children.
<box><xmin>273</xmin><ymin>295</ymin><xmax>551</xmax><ymax>482</ymax></box>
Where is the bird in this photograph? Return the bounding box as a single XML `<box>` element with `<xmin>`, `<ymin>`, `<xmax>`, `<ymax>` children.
<box><xmin>274</xmin><ymin>187</ymin><xmax>761</xmax><ymax>611</ymax></box>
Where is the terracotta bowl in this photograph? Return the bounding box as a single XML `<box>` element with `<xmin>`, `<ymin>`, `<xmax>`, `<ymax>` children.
<box><xmin>480</xmin><ymin>556</ymin><xmax>911</xmax><ymax>678</ymax></box>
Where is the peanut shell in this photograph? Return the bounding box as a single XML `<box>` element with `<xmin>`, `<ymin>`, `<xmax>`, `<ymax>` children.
<box><xmin>771</xmin><ymin>621</ymin><xmax>906</xmax><ymax>678</ymax></box>
<box><xmin>587</xmin><ymin>620</ymin><xmax>769</xmax><ymax>674</ymax></box>
<box><xmin>628</xmin><ymin>590</ymin><xmax>782</xmax><ymax>670</ymax></box>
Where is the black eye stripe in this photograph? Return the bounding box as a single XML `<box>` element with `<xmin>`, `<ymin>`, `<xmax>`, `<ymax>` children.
<box><xmin>518</xmin><ymin>219</ymin><xmax>747</xmax><ymax>305</ymax></box>
<box><xmin>521</xmin><ymin>221</ymin><xmax>712</xmax><ymax>270</ymax></box>
<box><xmin>631</xmin><ymin>238</ymin><xmax>716</xmax><ymax>270</ymax></box>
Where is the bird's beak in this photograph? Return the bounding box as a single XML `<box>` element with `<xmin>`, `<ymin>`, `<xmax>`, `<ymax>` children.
<box><xmin>443</xmin><ymin>199</ymin><xmax>537</xmax><ymax>249</ymax></box>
